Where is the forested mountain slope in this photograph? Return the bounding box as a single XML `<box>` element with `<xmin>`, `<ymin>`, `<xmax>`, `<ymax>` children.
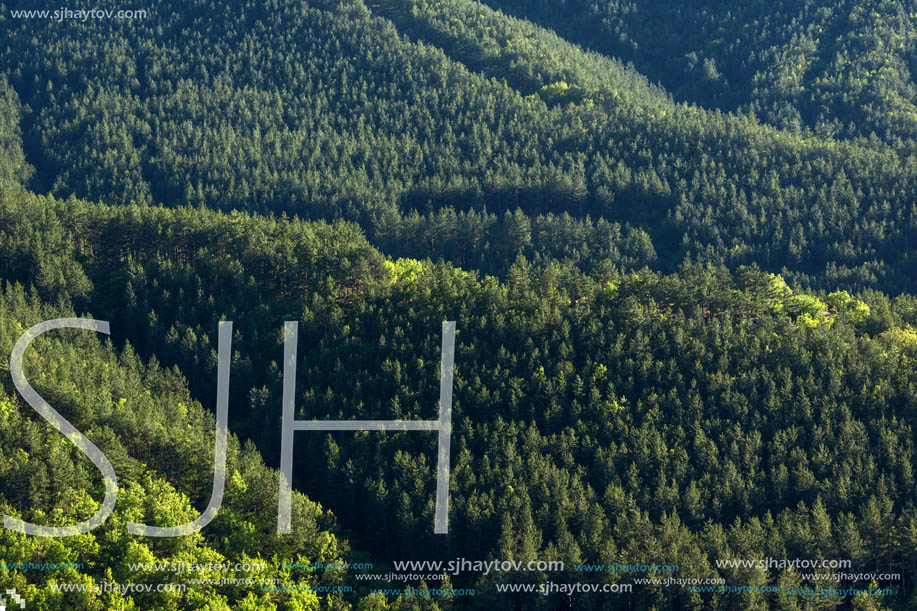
<box><xmin>0</xmin><ymin>100</ymin><xmax>394</xmax><ymax>611</ymax></box>
<box><xmin>3</xmin><ymin>0</ymin><xmax>917</xmax><ymax>293</ymax></box>
<box><xmin>5</xmin><ymin>186</ymin><xmax>917</xmax><ymax>608</ymax></box>
<box><xmin>0</xmin><ymin>278</ymin><xmax>363</xmax><ymax>609</ymax></box>
<box><xmin>481</xmin><ymin>0</ymin><xmax>917</xmax><ymax>145</ymax></box>
<box><xmin>3</xmin><ymin>0</ymin><xmax>917</xmax><ymax>608</ymax></box>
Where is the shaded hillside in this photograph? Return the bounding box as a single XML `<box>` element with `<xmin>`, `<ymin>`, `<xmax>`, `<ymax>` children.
<box><xmin>482</xmin><ymin>0</ymin><xmax>917</xmax><ymax>145</ymax></box>
<box><xmin>2</xmin><ymin>1</ymin><xmax>917</xmax><ymax>292</ymax></box>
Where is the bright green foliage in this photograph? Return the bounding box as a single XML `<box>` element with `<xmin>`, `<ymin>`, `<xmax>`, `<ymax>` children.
<box><xmin>0</xmin><ymin>281</ymin><xmax>361</xmax><ymax>608</ymax></box>
<box><xmin>0</xmin><ymin>194</ymin><xmax>916</xmax><ymax>607</ymax></box>
<box><xmin>384</xmin><ymin>258</ymin><xmax>425</xmax><ymax>288</ymax></box>
<box><xmin>537</xmin><ymin>81</ymin><xmax>585</xmax><ymax>104</ymax></box>
<box><xmin>827</xmin><ymin>290</ymin><xmax>872</xmax><ymax>324</ymax></box>
<box><xmin>1</xmin><ymin>0</ymin><xmax>917</xmax><ymax>608</ymax></box>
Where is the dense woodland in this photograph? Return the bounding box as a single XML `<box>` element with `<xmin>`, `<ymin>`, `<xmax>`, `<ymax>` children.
<box><xmin>1</xmin><ymin>0</ymin><xmax>917</xmax><ymax>609</ymax></box>
<box><xmin>479</xmin><ymin>0</ymin><xmax>917</xmax><ymax>145</ymax></box>
<box><xmin>3</xmin><ymin>0</ymin><xmax>917</xmax><ymax>290</ymax></box>
<box><xmin>6</xmin><ymin>171</ymin><xmax>917</xmax><ymax>609</ymax></box>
